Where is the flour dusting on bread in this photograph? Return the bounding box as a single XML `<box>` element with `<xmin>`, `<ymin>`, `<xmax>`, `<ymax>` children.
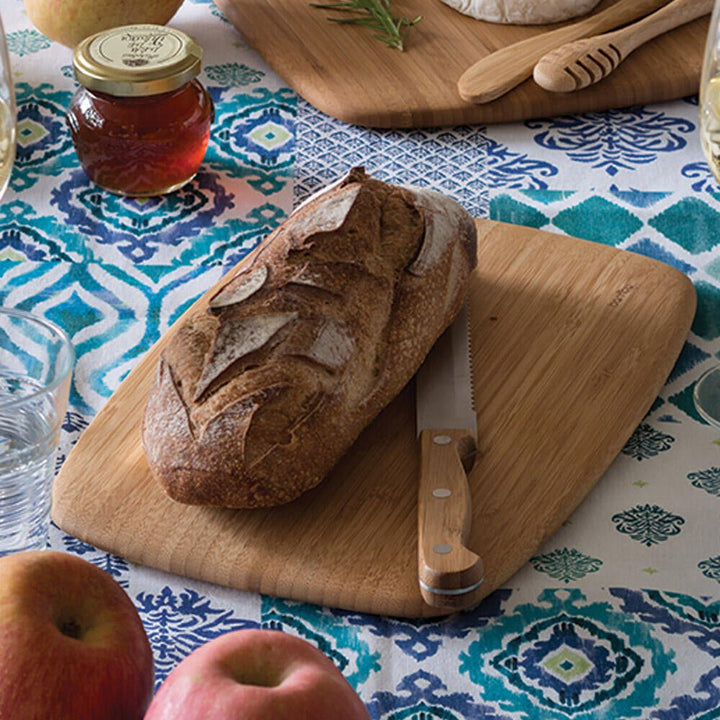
<box><xmin>142</xmin><ymin>167</ymin><xmax>477</xmax><ymax>508</ymax></box>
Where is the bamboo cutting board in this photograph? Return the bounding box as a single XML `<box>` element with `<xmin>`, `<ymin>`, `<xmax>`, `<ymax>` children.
<box><xmin>51</xmin><ymin>220</ymin><xmax>696</xmax><ymax>618</ymax></box>
<box><xmin>212</xmin><ymin>0</ymin><xmax>708</xmax><ymax>128</ymax></box>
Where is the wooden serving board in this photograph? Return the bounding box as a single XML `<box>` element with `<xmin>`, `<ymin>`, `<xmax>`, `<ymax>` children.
<box><xmin>51</xmin><ymin>220</ymin><xmax>696</xmax><ymax>618</ymax></box>
<box><xmin>212</xmin><ymin>0</ymin><xmax>708</xmax><ymax>128</ymax></box>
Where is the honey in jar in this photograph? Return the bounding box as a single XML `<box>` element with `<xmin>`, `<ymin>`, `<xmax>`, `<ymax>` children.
<box><xmin>67</xmin><ymin>24</ymin><xmax>214</xmax><ymax>197</ymax></box>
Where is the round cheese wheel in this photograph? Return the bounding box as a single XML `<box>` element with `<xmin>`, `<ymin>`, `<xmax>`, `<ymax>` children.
<box><xmin>440</xmin><ymin>0</ymin><xmax>603</xmax><ymax>24</ymax></box>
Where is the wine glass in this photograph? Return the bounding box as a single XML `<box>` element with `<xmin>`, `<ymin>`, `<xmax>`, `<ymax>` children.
<box><xmin>0</xmin><ymin>11</ymin><xmax>15</xmax><ymax>200</ymax></box>
<box><xmin>695</xmin><ymin>0</ymin><xmax>720</xmax><ymax>425</ymax></box>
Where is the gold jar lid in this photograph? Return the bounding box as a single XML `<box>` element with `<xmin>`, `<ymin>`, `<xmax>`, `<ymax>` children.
<box><xmin>72</xmin><ymin>24</ymin><xmax>202</xmax><ymax>97</ymax></box>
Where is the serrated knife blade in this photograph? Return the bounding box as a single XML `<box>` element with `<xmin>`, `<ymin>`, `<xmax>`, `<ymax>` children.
<box><xmin>415</xmin><ymin>302</ymin><xmax>484</xmax><ymax>610</ymax></box>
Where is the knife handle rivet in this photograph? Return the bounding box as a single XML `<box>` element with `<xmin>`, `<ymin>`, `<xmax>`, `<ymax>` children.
<box><xmin>433</xmin><ymin>488</ymin><xmax>452</xmax><ymax>498</ymax></box>
<box><xmin>433</xmin><ymin>543</ymin><xmax>453</xmax><ymax>555</ymax></box>
<box><xmin>433</xmin><ymin>435</ymin><xmax>452</xmax><ymax>445</ymax></box>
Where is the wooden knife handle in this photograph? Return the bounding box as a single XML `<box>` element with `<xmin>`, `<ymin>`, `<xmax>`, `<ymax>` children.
<box><xmin>417</xmin><ymin>428</ymin><xmax>484</xmax><ymax>610</ymax></box>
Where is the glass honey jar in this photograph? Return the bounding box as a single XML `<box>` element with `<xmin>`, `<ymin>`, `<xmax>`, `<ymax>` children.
<box><xmin>67</xmin><ymin>24</ymin><xmax>214</xmax><ymax>197</ymax></box>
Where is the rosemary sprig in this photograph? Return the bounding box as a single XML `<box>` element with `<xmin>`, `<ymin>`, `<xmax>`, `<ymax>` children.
<box><xmin>311</xmin><ymin>0</ymin><xmax>422</xmax><ymax>51</ymax></box>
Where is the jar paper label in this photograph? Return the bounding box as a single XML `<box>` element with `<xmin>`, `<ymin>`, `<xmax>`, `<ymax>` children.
<box><xmin>91</xmin><ymin>26</ymin><xmax>185</xmax><ymax>71</ymax></box>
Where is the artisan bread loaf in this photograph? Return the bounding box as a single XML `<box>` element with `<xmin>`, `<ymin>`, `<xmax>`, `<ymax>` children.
<box><xmin>142</xmin><ymin>167</ymin><xmax>477</xmax><ymax>508</ymax></box>
<box><xmin>440</xmin><ymin>0</ymin><xmax>602</xmax><ymax>24</ymax></box>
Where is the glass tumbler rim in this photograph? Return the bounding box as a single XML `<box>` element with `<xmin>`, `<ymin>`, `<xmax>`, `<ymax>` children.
<box><xmin>0</xmin><ymin>306</ymin><xmax>75</xmax><ymax>410</ymax></box>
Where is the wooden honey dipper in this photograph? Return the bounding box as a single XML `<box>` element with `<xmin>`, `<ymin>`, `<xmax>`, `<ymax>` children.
<box><xmin>533</xmin><ymin>0</ymin><xmax>712</xmax><ymax>93</ymax></box>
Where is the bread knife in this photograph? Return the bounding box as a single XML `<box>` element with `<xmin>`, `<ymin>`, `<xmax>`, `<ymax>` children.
<box><xmin>415</xmin><ymin>302</ymin><xmax>484</xmax><ymax>610</ymax></box>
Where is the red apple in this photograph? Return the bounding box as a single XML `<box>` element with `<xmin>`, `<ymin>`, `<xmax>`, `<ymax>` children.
<box><xmin>144</xmin><ymin>628</ymin><xmax>371</xmax><ymax>720</ymax></box>
<box><xmin>0</xmin><ymin>550</ymin><xmax>154</xmax><ymax>720</ymax></box>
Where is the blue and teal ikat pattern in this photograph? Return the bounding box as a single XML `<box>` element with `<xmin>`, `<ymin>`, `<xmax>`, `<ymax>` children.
<box><xmin>530</xmin><ymin>549</ymin><xmax>603</xmax><ymax>585</ymax></box>
<box><xmin>1</xmin><ymin>0</ymin><xmax>718</xmax><ymax>716</ymax></box>
<box><xmin>253</xmin><ymin>588</ymin><xmax>715</xmax><ymax>719</ymax></box>
<box><xmin>4</xmin><ymin>50</ymin><xmax>296</xmax><ymax>268</ymax></box>
<box><xmin>611</xmin><ymin>505</ymin><xmax>686</xmax><ymax>547</ymax></box>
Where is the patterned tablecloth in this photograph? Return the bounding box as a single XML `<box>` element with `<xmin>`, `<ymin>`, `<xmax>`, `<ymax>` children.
<box><xmin>3</xmin><ymin>0</ymin><xmax>720</xmax><ymax>717</ymax></box>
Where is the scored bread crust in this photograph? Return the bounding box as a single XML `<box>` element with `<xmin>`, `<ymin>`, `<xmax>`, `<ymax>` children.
<box><xmin>142</xmin><ymin>167</ymin><xmax>477</xmax><ymax>508</ymax></box>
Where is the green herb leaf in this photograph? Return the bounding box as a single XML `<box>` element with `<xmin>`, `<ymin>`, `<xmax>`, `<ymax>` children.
<box><xmin>311</xmin><ymin>0</ymin><xmax>422</xmax><ymax>51</ymax></box>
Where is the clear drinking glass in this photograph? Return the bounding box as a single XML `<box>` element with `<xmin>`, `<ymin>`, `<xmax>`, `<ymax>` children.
<box><xmin>0</xmin><ymin>12</ymin><xmax>15</xmax><ymax>198</ymax></box>
<box><xmin>696</xmin><ymin>0</ymin><xmax>720</xmax><ymax>426</ymax></box>
<box><xmin>0</xmin><ymin>19</ymin><xmax>61</xmax><ymax>556</ymax></box>
<box><xmin>0</xmin><ymin>309</ymin><xmax>74</xmax><ymax>555</ymax></box>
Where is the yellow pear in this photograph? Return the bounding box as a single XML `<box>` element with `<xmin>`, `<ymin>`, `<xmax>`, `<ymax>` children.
<box><xmin>24</xmin><ymin>0</ymin><xmax>186</xmax><ymax>48</ymax></box>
